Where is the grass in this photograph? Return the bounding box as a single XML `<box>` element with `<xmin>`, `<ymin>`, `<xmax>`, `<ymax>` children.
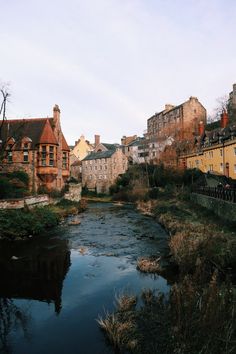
<box><xmin>0</xmin><ymin>198</ymin><xmax>87</xmax><ymax>239</ymax></box>
<box><xmin>98</xmin><ymin>280</ymin><xmax>236</xmax><ymax>354</ymax></box>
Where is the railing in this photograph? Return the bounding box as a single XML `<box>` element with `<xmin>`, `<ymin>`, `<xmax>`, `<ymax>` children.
<box><xmin>192</xmin><ymin>186</ymin><xmax>236</xmax><ymax>203</ymax></box>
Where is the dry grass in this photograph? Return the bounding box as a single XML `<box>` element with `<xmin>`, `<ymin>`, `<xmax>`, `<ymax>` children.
<box><xmin>137</xmin><ymin>256</ymin><xmax>162</xmax><ymax>274</ymax></box>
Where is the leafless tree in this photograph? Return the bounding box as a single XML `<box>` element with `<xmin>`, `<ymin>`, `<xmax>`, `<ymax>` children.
<box><xmin>0</xmin><ymin>87</ymin><xmax>10</xmax><ymax>163</ymax></box>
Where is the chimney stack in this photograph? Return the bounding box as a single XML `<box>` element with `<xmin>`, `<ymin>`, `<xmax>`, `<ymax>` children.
<box><xmin>198</xmin><ymin>120</ymin><xmax>204</xmax><ymax>136</ymax></box>
<box><xmin>220</xmin><ymin>110</ymin><xmax>229</xmax><ymax>128</ymax></box>
<box><xmin>95</xmin><ymin>134</ymin><xmax>100</xmax><ymax>147</ymax></box>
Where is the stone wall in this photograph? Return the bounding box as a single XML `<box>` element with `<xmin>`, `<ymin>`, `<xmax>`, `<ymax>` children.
<box><xmin>64</xmin><ymin>183</ymin><xmax>82</xmax><ymax>202</ymax></box>
<box><xmin>190</xmin><ymin>192</ymin><xmax>236</xmax><ymax>222</ymax></box>
<box><xmin>0</xmin><ymin>195</ymin><xmax>50</xmax><ymax>210</ymax></box>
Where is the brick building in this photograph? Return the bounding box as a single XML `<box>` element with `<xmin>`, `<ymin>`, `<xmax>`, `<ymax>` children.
<box><xmin>82</xmin><ymin>135</ymin><xmax>128</xmax><ymax>194</ymax></box>
<box><xmin>0</xmin><ymin>105</ymin><xmax>70</xmax><ymax>192</ymax></box>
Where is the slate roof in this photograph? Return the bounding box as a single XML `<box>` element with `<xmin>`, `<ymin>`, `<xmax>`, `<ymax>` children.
<box><xmin>101</xmin><ymin>143</ymin><xmax>119</xmax><ymax>150</ymax></box>
<box><xmin>82</xmin><ymin>150</ymin><xmax>115</xmax><ymax>161</ymax></box>
<box><xmin>0</xmin><ymin>117</ymin><xmax>70</xmax><ymax>150</ymax></box>
<box><xmin>0</xmin><ymin>118</ymin><xmax>50</xmax><ymax>149</ymax></box>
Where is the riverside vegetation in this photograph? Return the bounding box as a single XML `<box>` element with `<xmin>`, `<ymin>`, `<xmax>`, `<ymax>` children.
<box><xmin>0</xmin><ymin>171</ymin><xmax>86</xmax><ymax>239</ymax></box>
<box><xmin>98</xmin><ymin>164</ymin><xmax>236</xmax><ymax>354</ymax></box>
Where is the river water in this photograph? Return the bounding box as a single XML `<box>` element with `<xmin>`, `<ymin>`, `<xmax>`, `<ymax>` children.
<box><xmin>0</xmin><ymin>202</ymin><xmax>169</xmax><ymax>354</ymax></box>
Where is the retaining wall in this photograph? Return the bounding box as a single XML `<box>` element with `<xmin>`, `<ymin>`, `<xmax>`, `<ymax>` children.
<box><xmin>0</xmin><ymin>195</ymin><xmax>50</xmax><ymax>210</ymax></box>
<box><xmin>191</xmin><ymin>193</ymin><xmax>236</xmax><ymax>222</ymax></box>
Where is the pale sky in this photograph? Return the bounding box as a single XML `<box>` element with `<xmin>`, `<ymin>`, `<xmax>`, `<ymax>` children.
<box><xmin>1</xmin><ymin>0</ymin><xmax>235</xmax><ymax>145</ymax></box>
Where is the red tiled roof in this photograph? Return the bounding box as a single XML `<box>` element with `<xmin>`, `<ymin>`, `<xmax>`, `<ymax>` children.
<box><xmin>62</xmin><ymin>133</ymin><xmax>70</xmax><ymax>151</ymax></box>
<box><xmin>39</xmin><ymin>119</ymin><xmax>58</xmax><ymax>145</ymax></box>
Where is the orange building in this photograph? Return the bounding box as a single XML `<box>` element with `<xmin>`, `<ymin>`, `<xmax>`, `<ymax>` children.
<box><xmin>0</xmin><ymin>105</ymin><xmax>70</xmax><ymax>192</ymax></box>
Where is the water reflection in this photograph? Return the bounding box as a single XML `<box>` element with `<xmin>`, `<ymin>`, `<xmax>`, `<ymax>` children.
<box><xmin>0</xmin><ymin>237</ymin><xmax>71</xmax><ymax>314</ymax></box>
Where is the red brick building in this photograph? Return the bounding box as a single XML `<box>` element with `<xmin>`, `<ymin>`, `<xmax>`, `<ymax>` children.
<box><xmin>0</xmin><ymin>105</ymin><xmax>70</xmax><ymax>192</ymax></box>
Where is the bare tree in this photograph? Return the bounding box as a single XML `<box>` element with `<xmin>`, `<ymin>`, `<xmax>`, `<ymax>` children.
<box><xmin>0</xmin><ymin>87</ymin><xmax>10</xmax><ymax>163</ymax></box>
<box><xmin>210</xmin><ymin>95</ymin><xmax>229</xmax><ymax>122</ymax></box>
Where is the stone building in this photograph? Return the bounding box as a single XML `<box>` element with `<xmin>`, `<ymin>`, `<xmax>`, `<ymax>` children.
<box><xmin>147</xmin><ymin>96</ymin><xmax>206</xmax><ymax>140</ymax></box>
<box><xmin>0</xmin><ymin>105</ymin><xmax>70</xmax><ymax>192</ymax></box>
<box><xmin>146</xmin><ymin>96</ymin><xmax>206</xmax><ymax>167</ymax></box>
<box><xmin>82</xmin><ymin>135</ymin><xmax>128</xmax><ymax>194</ymax></box>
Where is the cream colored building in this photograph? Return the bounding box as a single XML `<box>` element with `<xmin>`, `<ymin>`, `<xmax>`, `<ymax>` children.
<box><xmin>70</xmin><ymin>135</ymin><xmax>94</xmax><ymax>165</ymax></box>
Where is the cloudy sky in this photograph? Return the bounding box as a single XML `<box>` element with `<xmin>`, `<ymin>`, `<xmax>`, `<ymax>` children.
<box><xmin>1</xmin><ymin>0</ymin><xmax>235</xmax><ymax>144</ymax></box>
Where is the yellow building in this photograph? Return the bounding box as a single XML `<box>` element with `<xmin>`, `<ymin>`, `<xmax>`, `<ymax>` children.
<box><xmin>70</xmin><ymin>135</ymin><xmax>94</xmax><ymax>165</ymax></box>
<box><xmin>185</xmin><ymin>137</ymin><xmax>236</xmax><ymax>179</ymax></box>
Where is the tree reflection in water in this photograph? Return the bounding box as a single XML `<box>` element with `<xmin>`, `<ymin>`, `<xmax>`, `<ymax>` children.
<box><xmin>0</xmin><ymin>298</ymin><xmax>30</xmax><ymax>354</ymax></box>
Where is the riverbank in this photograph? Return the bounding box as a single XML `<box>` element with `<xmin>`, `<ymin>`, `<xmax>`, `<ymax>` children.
<box><xmin>0</xmin><ymin>198</ymin><xmax>87</xmax><ymax>240</ymax></box>
<box><xmin>99</xmin><ymin>191</ymin><xmax>236</xmax><ymax>353</ymax></box>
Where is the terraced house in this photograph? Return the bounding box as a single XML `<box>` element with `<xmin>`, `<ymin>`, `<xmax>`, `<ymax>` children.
<box><xmin>182</xmin><ymin>111</ymin><xmax>236</xmax><ymax>179</ymax></box>
<box><xmin>0</xmin><ymin>105</ymin><xmax>70</xmax><ymax>192</ymax></box>
<box><xmin>82</xmin><ymin>135</ymin><xmax>128</xmax><ymax>194</ymax></box>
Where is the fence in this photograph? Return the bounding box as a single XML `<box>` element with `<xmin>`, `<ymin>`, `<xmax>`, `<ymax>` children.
<box><xmin>192</xmin><ymin>186</ymin><xmax>236</xmax><ymax>204</ymax></box>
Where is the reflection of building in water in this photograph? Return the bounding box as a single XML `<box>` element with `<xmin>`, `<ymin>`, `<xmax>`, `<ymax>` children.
<box><xmin>0</xmin><ymin>237</ymin><xmax>71</xmax><ymax>314</ymax></box>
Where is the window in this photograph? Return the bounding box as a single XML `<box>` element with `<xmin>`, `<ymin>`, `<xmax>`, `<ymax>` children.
<box><xmin>234</xmin><ymin>164</ymin><xmax>236</xmax><ymax>173</ymax></box>
<box><xmin>234</xmin><ymin>147</ymin><xmax>236</xmax><ymax>156</ymax></box>
<box><xmin>220</xmin><ymin>149</ymin><xmax>223</xmax><ymax>157</ymax></box>
<box><xmin>220</xmin><ymin>163</ymin><xmax>223</xmax><ymax>172</ymax></box>
<box><xmin>41</xmin><ymin>145</ymin><xmax>46</xmax><ymax>166</ymax></box>
<box><xmin>49</xmin><ymin>146</ymin><xmax>54</xmax><ymax>166</ymax></box>
<box><xmin>100</xmin><ymin>165</ymin><xmax>102</xmax><ymax>170</ymax></box>
<box><xmin>7</xmin><ymin>151</ymin><xmax>12</xmax><ymax>162</ymax></box>
<box><xmin>23</xmin><ymin>151</ymin><xmax>28</xmax><ymax>162</ymax></box>
<box><xmin>62</xmin><ymin>152</ymin><xmax>67</xmax><ymax>169</ymax></box>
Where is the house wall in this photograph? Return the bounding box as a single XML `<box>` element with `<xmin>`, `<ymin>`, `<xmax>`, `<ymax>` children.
<box><xmin>70</xmin><ymin>135</ymin><xmax>93</xmax><ymax>163</ymax></box>
<box><xmin>82</xmin><ymin>149</ymin><xmax>128</xmax><ymax>193</ymax></box>
<box><xmin>185</xmin><ymin>138</ymin><xmax>236</xmax><ymax>179</ymax></box>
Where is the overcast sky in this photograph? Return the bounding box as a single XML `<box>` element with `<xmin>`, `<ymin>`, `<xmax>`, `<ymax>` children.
<box><xmin>1</xmin><ymin>0</ymin><xmax>235</xmax><ymax>144</ymax></box>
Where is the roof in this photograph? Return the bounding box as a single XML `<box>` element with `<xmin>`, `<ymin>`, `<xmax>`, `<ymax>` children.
<box><xmin>82</xmin><ymin>150</ymin><xmax>115</xmax><ymax>161</ymax></box>
<box><xmin>128</xmin><ymin>138</ymin><xmax>145</xmax><ymax>147</ymax></box>
<box><xmin>71</xmin><ymin>160</ymin><xmax>81</xmax><ymax>166</ymax></box>
<box><xmin>0</xmin><ymin>118</ymin><xmax>51</xmax><ymax>149</ymax></box>
<box><xmin>0</xmin><ymin>116</ymin><xmax>70</xmax><ymax>150</ymax></box>
<box><xmin>62</xmin><ymin>133</ymin><xmax>70</xmax><ymax>151</ymax></box>
<box><xmin>101</xmin><ymin>143</ymin><xmax>119</xmax><ymax>150</ymax></box>
<box><xmin>38</xmin><ymin>119</ymin><xmax>58</xmax><ymax>145</ymax></box>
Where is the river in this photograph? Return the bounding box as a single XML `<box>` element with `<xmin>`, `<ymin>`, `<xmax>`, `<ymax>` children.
<box><xmin>0</xmin><ymin>202</ymin><xmax>170</xmax><ymax>354</ymax></box>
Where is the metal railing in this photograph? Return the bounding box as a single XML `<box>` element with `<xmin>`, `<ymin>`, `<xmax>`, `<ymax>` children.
<box><xmin>192</xmin><ymin>186</ymin><xmax>236</xmax><ymax>203</ymax></box>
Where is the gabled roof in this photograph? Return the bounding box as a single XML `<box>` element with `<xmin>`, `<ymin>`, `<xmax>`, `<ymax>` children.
<box><xmin>82</xmin><ymin>150</ymin><xmax>115</xmax><ymax>161</ymax></box>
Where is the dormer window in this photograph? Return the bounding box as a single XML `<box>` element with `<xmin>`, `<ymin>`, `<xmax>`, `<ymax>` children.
<box><xmin>23</xmin><ymin>151</ymin><xmax>29</xmax><ymax>162</ymax></box>
<box><xmin>7</xmin><ymin>151</ymin><xmax>12</xmax><ymax>162</ymax></box>
<box><xmin>21</xmin><ymin>137</ymin><xmax>32</xmax><ymax>150</ymax></box>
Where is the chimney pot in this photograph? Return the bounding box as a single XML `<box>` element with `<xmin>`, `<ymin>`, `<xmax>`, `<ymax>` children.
<box><xmin>220</xmin><ymin>110</ymin><xmax>229</xmax><ymax>128</ymax></box>
<box><xmin>95</xmin><ymin>134</ymin><xmax>100</xmax><ymax>146</ymax></box>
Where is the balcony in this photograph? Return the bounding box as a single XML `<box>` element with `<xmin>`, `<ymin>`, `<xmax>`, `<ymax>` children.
<box><xmin>37</xmin><ymin>166</ymin><xmax>58</xmax><ymax>176</ymax></box>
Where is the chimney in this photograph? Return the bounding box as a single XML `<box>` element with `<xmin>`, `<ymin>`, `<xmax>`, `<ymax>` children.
<box><xmin>198</xmin><ymin>120</ymin><xmax>204</xmax><ymax>136</ymax></box>
<box><xmin>165</xmin><ymin>104</ymin><xmax>175</xmax><ymax>111</ymax></box>
<box><xmin>95</xmin><ymin>134</ymin><xmax>100</xmax><ymax>146</ymax></box>
<box><xmin>53</xmin><ymin>104</ymin><xmax>60</xmax><ymax>126</ymax></box>
<box><xmin>220</xmin><ymin>110</ymin><xmax>229</xmax><ymax>128</ymax></box>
